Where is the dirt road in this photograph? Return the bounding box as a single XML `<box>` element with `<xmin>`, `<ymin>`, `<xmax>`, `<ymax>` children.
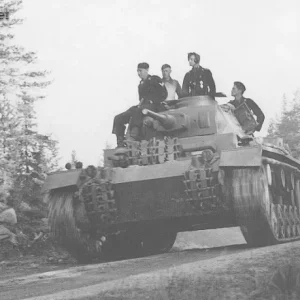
<box><xmin>0</xmin><ymin>244</ymin><xmax>248</xmax><ymax>300</ymax></box>
<box><xmin>3</xmin><ymin>228</ymin><xmax>298</xmax><ymax>300</ymax></box>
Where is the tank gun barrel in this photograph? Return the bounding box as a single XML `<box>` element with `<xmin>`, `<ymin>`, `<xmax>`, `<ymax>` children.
<box><xmin>142</xmin><ymin>109</ymin><xmax>176</xmax><ymax>130</ymax></box>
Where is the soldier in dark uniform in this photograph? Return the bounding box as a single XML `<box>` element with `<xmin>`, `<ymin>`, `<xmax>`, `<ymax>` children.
<box><xmin>228</xmin><ymin>81</ymin><xmax>265</xmax><ymax>133</ymax></box>
<box><xmin>112</xmin><ymin>62</ymin><xmax>167</xmax><ymax>147</ymax></box>
<box><xmin>182</xmin><ymin>52</ymin><xmax>216</xmax><ymax>98</ymax></box>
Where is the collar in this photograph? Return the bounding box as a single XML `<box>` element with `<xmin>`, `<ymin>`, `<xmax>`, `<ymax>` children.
<box><xmin>140</xmin><ymin>74</ymin><xmax>151</xmax><ymax>84</ymax></box>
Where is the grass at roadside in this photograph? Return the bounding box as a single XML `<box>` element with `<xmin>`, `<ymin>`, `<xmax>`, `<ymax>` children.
<box><xmin>100</xmin><ymin>242</ymin><xmax>300</xmax><ymax>300</ymax></box>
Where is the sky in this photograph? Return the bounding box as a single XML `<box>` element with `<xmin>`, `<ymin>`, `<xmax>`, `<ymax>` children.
<box><xmin>11</xmin><ymin>0</ymin><xmax>300</xmax><ymax>166</ymax></box>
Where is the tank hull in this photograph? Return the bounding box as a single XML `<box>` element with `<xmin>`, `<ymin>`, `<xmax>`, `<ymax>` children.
<box><xmin>43</xmin><ymin>96</ymin><xmax>300</xmax><ymax>262</ymax></box>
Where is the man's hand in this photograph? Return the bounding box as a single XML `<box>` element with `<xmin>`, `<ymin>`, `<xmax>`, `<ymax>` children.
<box><xmin>221</xmin><ymin>103</ymin><xmax>235</xmax><ymax>112</ymax></box>
<box><xmin>161</xmin><ymin>101</ymin><xmax>170</xmax><ymax>110</ymax></box>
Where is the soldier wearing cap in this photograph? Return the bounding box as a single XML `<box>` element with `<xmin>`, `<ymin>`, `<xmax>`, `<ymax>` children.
<box><xmin>182</xmin><ymin>52</ymin><xmax>216</xmax><ymax>98</ymax></box>
<box><xmin>161</xmin><ymin>64</ymin><xmax>182</xmax><ymax>100</ymax></box>
<box><xmin>228</xmin><ymin>81</ymin><xmax>265</xmax><ymax>133</ymax></box>
<box><xmin>112</xmin><ymin>62</ymin><xmax>167</xmax><ymax>147</ymax></box>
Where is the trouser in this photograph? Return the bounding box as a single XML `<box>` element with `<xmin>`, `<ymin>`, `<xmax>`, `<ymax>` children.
<box><xmin>112</xmin><ymin>102</ymin><xmax>163</xmax><ymax>140</ymax></box>
<box><xmin>130</xmin><ymin>101</ymin><xmax>166</xmax><ymax>124</ymax></box>
<box><xmin>112</xmin><ymin>106</ymin><xmax>138</xmax><ymax>138</ymax></box>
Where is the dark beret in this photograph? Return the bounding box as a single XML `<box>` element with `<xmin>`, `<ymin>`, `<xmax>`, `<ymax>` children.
<box><xmin>137</xmin><ymin>62</ymin><xmax>149</xmax><ymax>69</ymax></box>
<box><xmin>161</xmin><ymin>64</ymin><xmax>171</xmax><ymax>70</ymax></box>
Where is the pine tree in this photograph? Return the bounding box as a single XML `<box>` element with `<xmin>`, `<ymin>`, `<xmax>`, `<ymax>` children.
<box><xmin>267</xmin><ymin>90</ymin><xmax>300</xmax><ymax>158</ymax></box>
<box><xmin>0</xmin><ymin>0</ymin><xmax>59</xmax><ymax>206</ymax></box>
<box><xmin>0</xmin><ymin>97</ymin><xmax>19</xmax><ymax>201</ymax></box>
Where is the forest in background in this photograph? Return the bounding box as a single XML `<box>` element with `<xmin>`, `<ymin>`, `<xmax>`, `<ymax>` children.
<box><xmin>0</xmin><ymin>0</ymin><xmax>61</xmax><ymax>260</ymax></box>
<box><xmin>267</xmin><ymin>89</ymin><xmax>300</xmax><ymax>159</ymax></box>
<box><xmin>0</xmin><ymin>0</ymin><xmax>58</xmax><ymax>209</ymax></box>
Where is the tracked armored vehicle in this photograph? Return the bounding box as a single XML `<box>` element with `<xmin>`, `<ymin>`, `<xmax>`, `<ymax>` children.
<box><xmin>43</xmin><ymin>95</ymin><xmax>300</xmax><ymax>262</ymax></box>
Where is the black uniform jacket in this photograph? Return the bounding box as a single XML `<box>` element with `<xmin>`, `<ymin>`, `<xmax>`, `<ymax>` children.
<box><xmin>228</xmin><ymin>97</ymin><xmax>265</xmax><ymax>131</ymax></box>
<box><xmin>129</xmin><ymin>75</ymin><xmax>167</xmax><ymax>129</ymax></box>
<box><xmin>182</xmin><ymin>65</ymin><xmax>216</xmax><ymax>97</ymax></box>
<box><xmin>138</xmin><ymin>75</ymin><xmax>168</xmax><ymax>106</ymax></box>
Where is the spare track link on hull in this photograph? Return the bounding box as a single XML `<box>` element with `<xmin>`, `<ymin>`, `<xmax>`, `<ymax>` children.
<box><xmin>183</xmin><ymin>166</ymin><xmax>222</xmax><ymax>211</ymax></box>
<box><xmin>114</xmin><ymin>137</ymin><xmax>181</xmax><ymax>167</ymax></box>
<box><xmin>231</xmin><ymin>159</ymin><xmax>300</xmax><ymax>247</ymax></box>
<box><xmin>80</xmin><ymin>176</ymin><xmax>117</xmax><ymax>227</ymax></box>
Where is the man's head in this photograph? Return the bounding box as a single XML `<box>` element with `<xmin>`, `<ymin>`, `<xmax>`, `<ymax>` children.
<box><xmin>137</xmin><ymin>62</ymin><xmax>149</xmax><ymax>80</ymax></box>
<box><xmin>161</xmin><ymin>64</ymin><xmax>172</xmax><ymax>80</ymax></box>
<box><xmin>188</xmin><ymin>52</ymin><xmax>200</xmax><ymax>67</ymax></box>
<box><xmin>231</xmin><ymin>81</ymin><xmax>246</xmax><ymax>97</ymax></box>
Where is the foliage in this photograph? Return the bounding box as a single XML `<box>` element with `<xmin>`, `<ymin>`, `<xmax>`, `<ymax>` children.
<box><xmin>0</xmin><ymin>0</ymin><xmax>58</xmax><ymax>206</ymax></box>
<box><xmin>267</xmin><ymin>90</ymin><xmax>300</xmax><ymax>159</ymax></box>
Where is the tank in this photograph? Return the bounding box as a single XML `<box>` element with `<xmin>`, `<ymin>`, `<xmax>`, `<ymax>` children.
<box><xmin>43</xmin><ymin>95</ymin><xmax>300</xmax><ymax>262</ymax></box>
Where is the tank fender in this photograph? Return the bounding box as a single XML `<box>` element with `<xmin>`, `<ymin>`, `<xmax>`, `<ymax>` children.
<box><xmin>41</xmin><ymin>169</ymin><xmax>83</xmax><ymax>193</ymax></box>
<box><xmin>219</xmin><ymin>145</ymin><xmax>262</xmax><ymax>167</ymax></box>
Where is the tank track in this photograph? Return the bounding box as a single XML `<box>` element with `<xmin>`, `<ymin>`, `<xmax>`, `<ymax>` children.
<box><xmin>231</xmin><ymin>158</ymin><xmax>300</xmax><ymax>246</ymax></box>
<box><xmin>47</xmin><ymin>188</ymin><xmax>104</xmax><ymax>262</ymax></box>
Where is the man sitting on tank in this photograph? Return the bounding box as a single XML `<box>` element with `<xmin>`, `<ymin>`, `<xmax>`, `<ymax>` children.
<box><xmin>112</xmin><ymin>62</ymin><xmax>167</xmax><ymax>147</ymax></box>
<box><xmin>224</xmin><ymin>81</ymin><xmax>265</xmax><ymax>134</ymax></box>
<box><xmin>182</xmin><ymin>52</ymin><xmax>216</xmax><ymax>98</ymax></box>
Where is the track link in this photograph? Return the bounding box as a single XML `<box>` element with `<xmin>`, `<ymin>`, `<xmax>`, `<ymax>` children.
<box><xmin>80</xmin><ymin>176</ymin><xmax>117</xmax><ymax>227</ymax></box>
